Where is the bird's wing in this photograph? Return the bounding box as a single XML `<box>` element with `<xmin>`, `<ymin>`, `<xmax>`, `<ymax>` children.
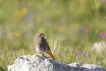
<box><xmin>41</xmin><ymin>38</ymin><xmax>50</xmax><ymax>51</ymax></box>
<box><xmin>40</xmin><ymin>38</ymin><xmax>55</xmax><ymax>60</ymax></box>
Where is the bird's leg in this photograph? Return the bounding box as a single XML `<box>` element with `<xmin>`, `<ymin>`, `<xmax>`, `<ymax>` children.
<box><xmin>42</xmin><ymin>54</ymin><xmax>49</xmax><ymax>59</ymax></box>
<box><xmin>36</xmin><ymin>52</ymin><xmax>46</xmax><ymax>59</ymax></box>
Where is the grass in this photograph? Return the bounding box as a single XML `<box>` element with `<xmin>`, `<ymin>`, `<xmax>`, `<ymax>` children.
<box><xmin>0</xmin><ymin>0</ymin><xmax>106</xmax><ymax>71</ymax></box>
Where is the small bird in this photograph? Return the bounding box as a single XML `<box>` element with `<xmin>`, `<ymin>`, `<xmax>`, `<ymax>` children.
<box><xmin>33</xmin><ymin>33</ymin><xmax>55</xmax><ymax>60</ymax></box>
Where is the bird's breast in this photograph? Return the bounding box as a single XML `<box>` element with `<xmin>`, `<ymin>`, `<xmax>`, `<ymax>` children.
<box><xmin>34</xmin><ymin>45</ymin><xmax>40</xmax><ymax>52</ymax></box>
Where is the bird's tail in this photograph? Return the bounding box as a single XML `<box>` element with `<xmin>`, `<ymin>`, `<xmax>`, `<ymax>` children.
<box><xmin>46</xmin><ymin>50</ymin><xmax>55</xmax><ymax>60</ymax></box>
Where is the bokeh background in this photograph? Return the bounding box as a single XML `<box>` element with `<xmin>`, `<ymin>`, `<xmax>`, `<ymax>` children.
<box><xmin>0</xmin><ymin>0</ymin><xmax>106</xmax><ymax>70</ymax></box>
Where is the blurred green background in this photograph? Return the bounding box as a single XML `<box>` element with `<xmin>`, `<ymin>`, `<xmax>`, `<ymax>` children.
<box><xmin>0</xmin><ymin>0</ymin><xmax>106</xmax><ymax>70</ymax></box>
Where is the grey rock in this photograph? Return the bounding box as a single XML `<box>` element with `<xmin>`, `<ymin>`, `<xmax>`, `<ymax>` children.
<box><xmin>8</xmin><ymin>55</ymin><xmax>106</xmax><ymax>71</ymax></box>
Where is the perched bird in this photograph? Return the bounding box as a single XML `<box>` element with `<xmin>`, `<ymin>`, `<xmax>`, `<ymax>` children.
<box><xmin>33</xmin><ymin>33</ymin><xmax>55</xmax><ymax>60</ymax></box>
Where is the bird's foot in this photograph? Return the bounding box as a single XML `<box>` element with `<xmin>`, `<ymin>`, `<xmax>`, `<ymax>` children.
<box><xmin>36</xmin><ymin>54</ymin><xmax>48</xmax><ymax>59</ymax></box>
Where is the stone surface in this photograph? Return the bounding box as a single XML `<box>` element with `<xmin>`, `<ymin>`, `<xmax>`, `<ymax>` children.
<box><xmin>8</xmin><ymin>55</ymin><xmax>106</xmax><ymax>71</ymax></box>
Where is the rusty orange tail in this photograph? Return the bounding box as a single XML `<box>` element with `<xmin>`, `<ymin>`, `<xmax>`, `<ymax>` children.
<box><xmin>46</xmin><ymin>50</ymin><xmax>55</xmax><ymax>60</ymax></box>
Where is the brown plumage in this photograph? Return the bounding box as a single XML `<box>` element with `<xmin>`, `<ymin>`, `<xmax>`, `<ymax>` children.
<box><xmin>33</xmin><ymin>33</ymin><xmax>55</xmax><ymax>60</ymax></box>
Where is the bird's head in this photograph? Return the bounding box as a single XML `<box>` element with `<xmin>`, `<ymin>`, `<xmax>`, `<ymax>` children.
<box><xmin>36</xmin><ymin>33</ymin><xmax>44</xmax><ymax>38</ymax></box>
<box><xmin>33</xmin><ymin>33</ymin><xmax>45</xmax><ymax>42</ymax></box>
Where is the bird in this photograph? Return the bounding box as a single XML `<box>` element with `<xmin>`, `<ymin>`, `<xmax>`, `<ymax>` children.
<box><xmin>33</xmin><ymin>33</ymin><xmax>55</xmax><ymax>60</ymax></box>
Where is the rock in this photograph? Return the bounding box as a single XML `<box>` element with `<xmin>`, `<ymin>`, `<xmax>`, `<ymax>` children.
<box><xmin>8</xmin><ymin>55</ymin><xmax>106</xmax><ymax>71</ymax></box>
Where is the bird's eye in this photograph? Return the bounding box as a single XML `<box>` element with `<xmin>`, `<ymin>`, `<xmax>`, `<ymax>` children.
<box><xmin>40</xmin><ymin>34</ymin><xmax>42</xmax><ymax>37</ymax></box>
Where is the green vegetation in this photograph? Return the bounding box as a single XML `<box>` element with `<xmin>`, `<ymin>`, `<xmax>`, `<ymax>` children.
<box><xmin>0</xmin><ymin>0</ymin><xmax>106</xmax><ymax>71</ymax></box>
